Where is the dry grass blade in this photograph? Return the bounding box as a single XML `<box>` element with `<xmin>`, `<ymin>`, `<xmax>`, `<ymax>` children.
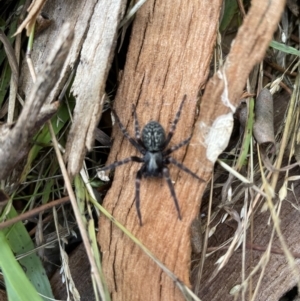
<box><xmin>241</xmin><ymin>148</ymin><xmax>300</xmax><ymax>300</ymax></box>
<box><xmin>52</xmin><ymin>207</ymin><xmax>81</xmax><ymax>301</ymax></box>
<box><xmin>271</xmin><ymin>74</ymin><xmax>300</xmax><ymax>188</ymax></box>
<box><xmin>118</xmin><ymin>0</ymin><xmax>148</xmax><ymax>29</ymax></box>
<box><xmin>194</xmin><ymin>175</ymin><xmax>214</xmax><ymax>295</ymax></box>
<box><xmin>0</xmin><ymin>29</ymin><xmax>18</xmax><ymax>86</ymax></box>
<box><xmin>13</xmin><ymin>0</ymin><xmax>47</xmax><ymax>36</ymax></box>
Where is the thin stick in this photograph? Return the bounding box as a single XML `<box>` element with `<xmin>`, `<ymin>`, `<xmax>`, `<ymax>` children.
<box><xmin>48</xmin><ymin>122</ymin><xmax>107</xmax><ymax>300</ymax></box>
<box><xmin>0</xmin><ymin>196</ymin><xmax>70</xmax><ymax>230</ymax></box>
<box><xmin>271</xmin><ymin>75</ymin><xmax>299</xmax><ymax>188</ymax></box>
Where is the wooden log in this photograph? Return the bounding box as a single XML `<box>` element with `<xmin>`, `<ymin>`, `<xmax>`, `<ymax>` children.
<box><xmin>98</xmin><ymin>1</ymin><xmax>222</xmax><ymax>300</ymax></box>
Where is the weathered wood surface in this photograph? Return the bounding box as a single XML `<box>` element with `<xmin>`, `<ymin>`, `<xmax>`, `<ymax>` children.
<box><xmin>98</xmin><ymin>1</ymin><xmax>222</xmax><ymax>300</ymax></box>
<box><xmin>64</xmin><ymin>0</ymin><xmax>126</xmax><ymax>176</ymax></box>
<box><xmin>20</xmin><ymin>0</ymin><xmax>97</xmax><ymax>103</ymax></box>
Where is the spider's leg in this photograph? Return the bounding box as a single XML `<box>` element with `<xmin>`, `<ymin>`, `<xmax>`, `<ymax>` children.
<box><xmin>112</xmin><ymin>109</ymin><xmax>145</xmax><ymax>154</ymax></box>
<box><xmin>97</xmin><ymin>156</ymin><xmax>143</xmax><ymax>172</ymax></box>
<box><xmin>132</xmin><ymin>104</ymin><xmax>141</xmax><ymax>140</ymax></box>
<box><xmin>163</xmin><ymin>95</ymin><xmax>186</xmax><ymax>148</ymax></box>
<box><xmin>162</xmin><ymin>167</ymin><xmax>182</xmax><ymax>220</ymax></box>
<box><xmin>135</xmin><ymin>165</ymin><xmax>145</xmax><ymax>226</ymax></box>
<box><xmin>163</xmin><ymin>136</ymin><xmax>191</xmax><ymax>156</ymax></box>
<box><xmin>132</xmin><ymin>104</ymin><xmax>146</xmax><ymax>149</ymax></box>
<box><xmin>166</xmin><ymin>157</ymin><xmax>203</xmax><ymax>181</ymax></box>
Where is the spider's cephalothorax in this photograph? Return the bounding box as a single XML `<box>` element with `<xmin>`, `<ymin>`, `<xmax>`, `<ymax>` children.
<box><xmin>98</xmin><ymin>95</ymin><xmax>203</xmax><ymax>225</ymax></box>
<box><xmin>142</xmin><ymin>121</ymin><xmax>165</xmax><ymax>152</ymax></box>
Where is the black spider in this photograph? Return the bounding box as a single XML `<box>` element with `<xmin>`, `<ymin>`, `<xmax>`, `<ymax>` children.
<box><xmin>98</xmin><ymin>95</ymin><xmax>203</xmax><ymax>225</ymax></box>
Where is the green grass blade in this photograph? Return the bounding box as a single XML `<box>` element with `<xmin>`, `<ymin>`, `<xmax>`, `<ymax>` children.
<box><xmin>219</xmin><ymin>0</ymin><xmax>239</xmax><ymax>32</ymax></box>
<box><xmin>236</xmin><ymin>97</ymin><xmax>254</xmax><ymax>169</ymax></box>
<box><xmin>0</xmin><ymin>231</ymin><xmax>44</xmax><ymax>301</ymax></box>
<box><xmin>270</xmin><ymin>40</ymin><xmax>300</xmax><ymax>56</ymax></box>
<box><xmin>2</xmin><ymin>207</ymin><xmax>54</xmax><ymax>300</ymax></box>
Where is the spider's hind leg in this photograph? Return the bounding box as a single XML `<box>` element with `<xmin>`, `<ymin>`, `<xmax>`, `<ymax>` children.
<box><xmin>97</xmin><ymin>156</ymin><xmax>143</xmax><ymax>172</ymax></box>
<box><xmin>166</xmin><ymin>157</ymin><xmax>203</xmax><ymax>181</ymax></box>
<box><xmin>162</xmin><ymin>167</ymin><xmax>182</xmax><ymax>220</ymax></box>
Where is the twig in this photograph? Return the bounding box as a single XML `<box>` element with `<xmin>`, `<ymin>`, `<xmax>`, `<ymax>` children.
<box><xmin>0</xmin><ymin>196</ymin><xmax>70</xmax><ymax>230</ymax></box>
<box><xmin>48</xmin><ymin>122</ymin><xmax>107</xmax><ymax>299</ymax></box>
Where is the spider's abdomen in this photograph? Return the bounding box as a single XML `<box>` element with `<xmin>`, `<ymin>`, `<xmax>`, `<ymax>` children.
<box><xmin>144</xmin><ymin>151</ymin><xmax>164</xmax><ymax>177</ymax></box>
<box><xmin>141</xmin><ymin>121</ymin><xmax>166</xmax><ymax>151</ymax></box>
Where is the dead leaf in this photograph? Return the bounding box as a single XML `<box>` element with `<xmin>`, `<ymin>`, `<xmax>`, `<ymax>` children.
<box><xmin>253</xmin><ymin>88</ymin><xmax>275</xmax><ymax>148</ymax></box>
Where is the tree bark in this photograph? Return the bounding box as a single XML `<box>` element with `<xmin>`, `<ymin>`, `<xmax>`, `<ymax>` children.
<box><xmin>98</xmin><ymin>1</ymin><xmax>222</xmax><ymax>300</ymax></box>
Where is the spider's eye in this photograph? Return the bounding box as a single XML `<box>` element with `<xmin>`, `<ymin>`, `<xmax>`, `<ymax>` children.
<box><xmin>142</xmin><ymin>121</ymin><xmax>166</xmax><ymax>151</ymax></box>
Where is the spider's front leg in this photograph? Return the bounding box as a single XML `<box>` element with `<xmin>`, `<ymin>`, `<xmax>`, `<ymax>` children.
<box><xmin>163</xmin><ymin>95</ymin><xmax>186</xmax><ymax>148</ymax></box>
<box><xmin>163</xmin><ymin>136</ymin><xmax>191</xmax><ymax>156</ymax></box>
<box><xmin>132</xmin><ymin>105</ymin><xmax>142</xmax><ymax>141</ymax></box>
<box><xmin>97</xmin><ymin>156</ymin><xmax>143</xmax><ymax>172</ymax></box>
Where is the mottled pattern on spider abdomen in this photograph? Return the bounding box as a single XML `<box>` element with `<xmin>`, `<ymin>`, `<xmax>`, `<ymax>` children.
<box><xmin>142</xmin><ymin>121</ymin><xmax>166</xmax><ymax>151</ymax></box>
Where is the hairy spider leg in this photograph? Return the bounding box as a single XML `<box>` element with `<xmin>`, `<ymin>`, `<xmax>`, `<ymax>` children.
<box><xmin>162</xmin><ymin>167</ymin><xmax>182</xmax><ymax>220</ymax></box>
<box><xmin>163</xmin><ymin>136</ymin><xmax>191</xmax><ymax>156</ymax></box>
<box><xmin>132</xmin><ymin>104</ymin><xmax>141</xmax><ymax>140</ymax></box>
<box><xmin>163</xmin><ymin>95</ymin><xmax>187</xmax><ymax>148</ymax></box>
<box><xmin>166</xmin><ymin>157</ymin><xmax>202</xmax><ymax>180</ymax></box>
<box><xmin>135</xmin><ymin>165</ymin><xmax>145</xmax><ymax>226</ymax></box>
<box><xmin>98</xmin><ymin>156</ymin><xmax>143</xmax><ymax>172</ymax></box>
<box><xmin>132</xmin><ymin>104</ymin><xmax>146</xmax><ymax>149</ymax></box>
<box><xmin>112</xmin><ymin>109</ymin><xmax>145</xmax><ymax>154</ymax></box>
